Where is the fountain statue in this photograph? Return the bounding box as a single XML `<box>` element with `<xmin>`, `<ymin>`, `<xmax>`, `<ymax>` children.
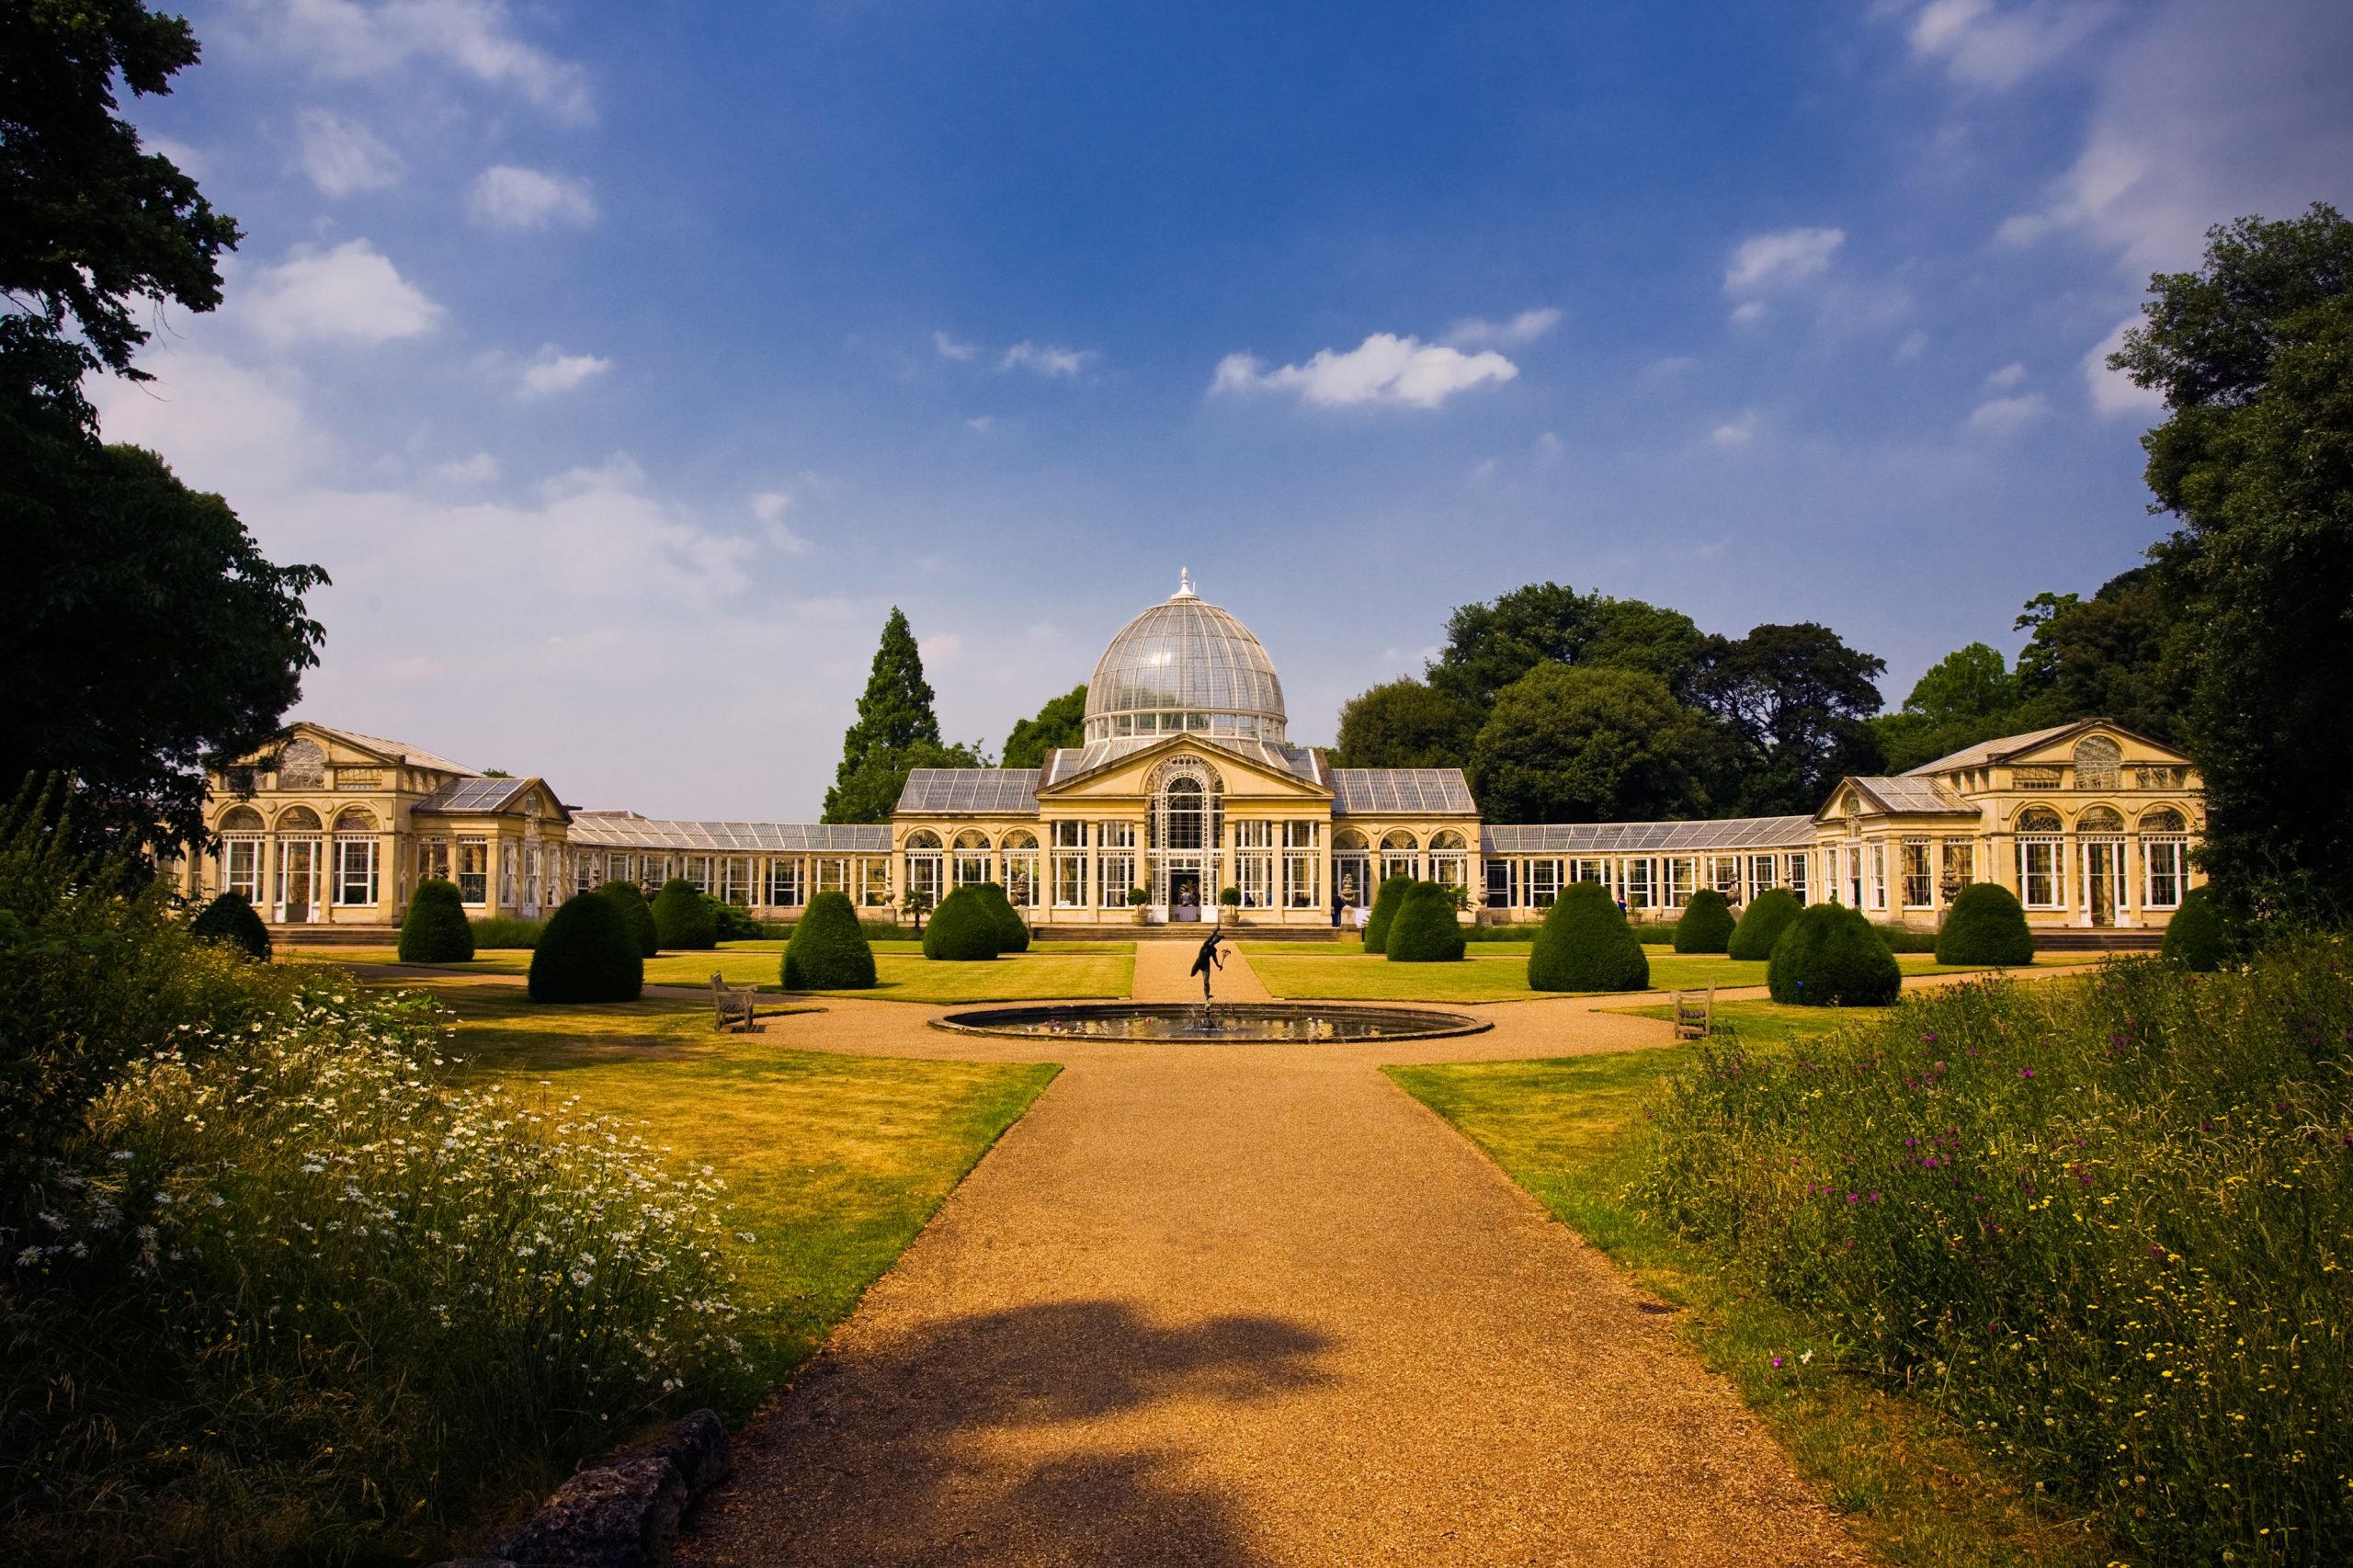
<box><xmin>1189</xmin><ymin>923</ymin><xmax>1226</xmax><ymax>1005</ymax></box>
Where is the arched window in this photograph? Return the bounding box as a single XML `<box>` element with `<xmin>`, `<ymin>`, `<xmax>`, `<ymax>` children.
<box><xmin>1002</xmin><ymin>829</ymin><xmax>1038</xmax><ymax>850</ymax></box>
<box><xmin>2141</xmin><ymin>807</ymin><xmax>2186</xmax><ymax>833</ymax></box>
<box><xmin>2077</xmin><ymin>806</ymin><xmax>2123</xmax><ymax>833</ymax></box>
<box><xmin>2015</xmin><ymin>806</ymin><xmax>2063</xmax><ymax>909</ymax></box>
<box><xmin>906</xmin><ymin>830</ymin><xmax>942</xmax><ymax>850</ymax></box>
<box><xmin>1380</xmin><ymin>830</ymin><xmax>1419</xmax><ymax>883</ymax></box>
<box><xmin>333</xmin><ymin>806</ymin><xmax>378</xmax><ymax>832</ymax></box>
<box><xmin>1427</xmin><ymin>830</ymin><xmax>1469</xmax><ymax>895</ymax></box>
<box><xmin>1145</xmin><ymin>756</ymin><xmax>1222</xmax><ymax>853</ymax></box>
<box><xmin>2073</xmin><ymin>734</ymin><xmax>2122</xmax><ymax>790</ymax></box>
<box><xmin>1333</xmin><ymin>828</ymin><xmax>1369</xmax><ymax>853</ymax></box>
<box><xmin>1001</xmin><ymin>831</ymin><xmax>1040</xmax><ymax>907</ymax></box>
<box><xmin>277</xmin><ymin>738</ymin><xmax>325</xmax><ymax>790</ymax></box>
<box><xmin>277</xmin><ymin>805</ymin><xmax>322</xmax><ymax>831</ymax></box>
<box><xmin>951</xmin><ymin>830</ymin><xmax>992</xmax><ymax>887</ymax></box>
<box><xmin>218</xmin><ymin>805</ymin><xmax>263</xmax><ymax>832</ymax></box>
<box><xmin>2016</xmin><ymin>806</ymin><xmax>2063</xmax><ymax>834</ymax></box>
<box><xmin>904</xmin><ymin>831</ymin><xmax>944</xmax><ymax>908</ymax></box>
<box><xmin>1428</xmin><ymin>830</ymin><xmax>1465</xmax><ymax>851</ymax></box>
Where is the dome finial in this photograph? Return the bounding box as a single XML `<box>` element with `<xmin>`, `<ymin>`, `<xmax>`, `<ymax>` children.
<box><xmin>1174</xmin><ymin>566</ymin><xmax>1196</xmax><ymax>600</ymax></box>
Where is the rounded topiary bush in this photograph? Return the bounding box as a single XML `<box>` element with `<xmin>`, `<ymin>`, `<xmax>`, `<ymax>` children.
<box><xmin>784</xmin><ymin>891</ymin><xmax>877</xmax><ymax>989</ymax></box>
<box><xmin>1935</xmin><ymin>882</ymin><xmax>2034</xmax><ymax>967</ymax></box>
<box><xmin>1528</xmin><ymin>881</ymin><xmax>1650</xmax><ymax>993</ymax></box>
<box><xmin>1361</xmin><ymin>874</ymin><xmax>1415</xmax><ymax>954</ymax></box>
<box><xmin>190</xmin><ymin>890</ymin><xmax>271</xmax><ymax>960</ymax></box>
<box><xmin>922</xmin><ymin>886</ymin><xmax>1000</xmax><ymax>960</ymax></box>
<box><xmin>651</xmin><ymin>877</ymin><xmax>718</xmax><ymax>950</ymax></box>
<box><xmin>1768</xmin><ymin>902</ymin><xmax>1901</xmax><ymax>1006</ymax></box>
<box><xmin>595</xmin><ymin>879</ymin><xmax>660</xmax><ymax>957</ymax></box>
<box><xmin>397</xmin><ymin>878</ymin><xmax>474</xmax><ymax>963</ymax></box>
<box><xmin>1385</xmin><ymin>881</ymin><xmax>1466</xmax><ymax>962</ymax></box>
<box><xmin>1673</xmin><ymin>889</ymin><xmax>1735</xmax><ymax>954</ymax></box>
<box><xmin>1726</xmin><ymin>886</ymin><xmax>1802</xmax><ymax>961</ymax></box>
<box><xmin>972</xmin><ymin>881</ymin><xmax>1031</xmax><ymax>954</ymax></box>
<box><xmin>2161</xmin><ymin>883</ymin><xmax>2227</xmax><ymax>972</ymax></box>
<box><xmin>528</xmin><ymin>892</ymin><xmax>644</xmax><ymax>1003</ymax></box>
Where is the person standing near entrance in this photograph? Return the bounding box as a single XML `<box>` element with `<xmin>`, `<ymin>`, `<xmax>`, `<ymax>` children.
<box><xmin>1329</xmin><ymin>892</ymin><xmax>1343</xmax><ymax>928</ymax></box>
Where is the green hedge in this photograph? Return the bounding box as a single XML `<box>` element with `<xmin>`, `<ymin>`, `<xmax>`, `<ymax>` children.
<box><xmin>706</xmin><ymin>896</ymin><xmax>762</xmax><ymax>941</ymax></box>
<box><xmin>1361</xmin><ymin>874</ymin><xmax>1415</xmax><ymax>954</ymax></box>
<box><xmin>468</xmin><ymin>915</ymin><xmax>544</xmax><ymax>949</ymax></box>
<box><xmin>2160</xmin><ymin>883</ymin><xmax>2227</xmax><ymax>971</ymax></box>
<box><xmin>1726</xmin><ymin>886</ymin><xmax>1802</xmax><ymax>960</ymax></box>
<box><xmin>397</xmin><ymin>879</ymin><xmax>474</xmax><ymax>963</ymax></box>
<box><xmin>595</xmin><ymin>880</ymin><xmax>660</xmax><ymax>957</ymax></box>
<box><xmin>783</xmin><ymin>891</ymin><xmax>876</xmax><ymax>989</ymax></box>
<box><xmin>922</xmin><ymin>886</ymin><xmax>1000</xmax><ymax>961</ymax></box>
<box><xmin>1872</xmin><ymin>921</ymin><xmax>1941</xmax><ymax>954</ymax></box>
<box><xmin>1935</xmin><ymin>882</ymin><xmax>2034</xmax><ymax>966</ymax></box>
<box><xmin>1768</xmin><ymin>902</ymin><xmax>1901</xmax><ymax>1006</ymax></box>
<box><xmin>1385</xmin><ymin>881</ymin><xmax>1466</xmax><ymax>962</ymax></box>
<box><xmin>1528</xmin><ymin>881</ymin><xmax>1649</xmax><ymax>992</ymax></box>
<box><xmin>528</xmin><ymin>892</ymin><xmax>644</xmax><ymax>1003</ymax></box>
<box><xmin>1672</xmin><ymin>889</ymin><xmax>1734</xmax><ymax>953</ymax></box>
<box><xmin>972</xmin><ymin>882</ymin><xmax>1031</xmax><ymax>954</ymax></box>
<box><xmin>188</xmin><ymin>890</ymin><xmax>271</xmax><ymax>960</ymax></box>
<box><xmin>651</xmin><ymin>878</ymin><xmax>717</xmax><ymax>950</ymax></box>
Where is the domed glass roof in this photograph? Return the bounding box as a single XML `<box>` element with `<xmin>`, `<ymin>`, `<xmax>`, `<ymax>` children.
<box><xmin>1084</xmin><ymin>572</ymin><xmax>1287</xmax><ymax>744</ymax></box>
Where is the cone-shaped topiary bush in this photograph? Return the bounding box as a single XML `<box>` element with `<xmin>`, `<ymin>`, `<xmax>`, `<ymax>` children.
<box><xmin>398</xmin><ymin>878</ymin><xmax>474</xmax><ymax>963</ymax></box>
<box><xmin>1673</xmin><ymin>889</ymin><xmax>1735</xmax><ymax>954</ymax></box>
<box><xmin>1361</xmin><ymin>874</ymin><xmax>1415</xmax><ymax>954</ymax></box>
<box><xmin>1385</xmin><ymin>881</ymin><xmax>1467</xmax><ymax>962</ymax></box>
<box><xmin>2160</xmin><ymin>883</ymin><xmax>2227</xmax><ymax>972</ymax></box>
<box><xmin>595</xmin><ymin>879</ymin><xmax>660</xmax><ymax>957</ymax></box>
<box><xmin>1768</xmin><ymin>902</ymin><xmax>1901</xmax><ymax>1006</ymax></box>
<box><xmin>1528</xmin><ymin>881</ymin><xmax>1650</xmax><ymax>992</ymax></box>
<box><xmin>1726</xmin><ymin>886</ymin><xmax>1802</xmax><ymax>961</ymax></box>
<box><xmin>651</xmin><ymin>877</ymin><xmax>718</xmax><ymax>950</ymax></box>
<box><xmin>190</xmin><ymin>890</ymin><xmax>271</xmax><ymax>960</ymax></box>
<box><xmin>528</xmin><ymin>892</ymin><xmax>644</xmax><ymax>1003</ymax></box>
<box><xmin>1935</xmin><ymin>882</ymin><xmax>2034</xmax><ymax>967</ymax></box>
<box><xmin>784</xmin><ymin>890</ymin><xmax>877</xmax><ymax>989</ymax></box>
<box><xmin>972</xmin><ymin>881</ymin><xmax>1031</xmax><ymax>954</ymax></box>
<box><xmin>922</xmin><ymin>885</ymin><xmax>1000</xmax><ymax>960</ymax></box>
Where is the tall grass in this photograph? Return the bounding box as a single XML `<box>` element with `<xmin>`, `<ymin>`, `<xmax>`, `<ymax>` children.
<box><xmin>1636</xmin><ymin>941</ymin><xmax>2352</xmax><ymax>1565</ymax></box>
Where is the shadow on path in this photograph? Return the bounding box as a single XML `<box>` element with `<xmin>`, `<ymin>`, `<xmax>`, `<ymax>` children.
<box><xmin>682</xmin><ymin>1299</ymin><xmax>1334</xmax><ymax>1567</ymax></box>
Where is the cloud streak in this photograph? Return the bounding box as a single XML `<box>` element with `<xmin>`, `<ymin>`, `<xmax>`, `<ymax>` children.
<box><xmin>1210</xmin><ymin>333</ymin><xmax>1518</xmax><ymax>409</ymax></box>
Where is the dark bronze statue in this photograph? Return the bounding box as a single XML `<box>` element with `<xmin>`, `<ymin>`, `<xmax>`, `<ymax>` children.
<box><xmin>1188</xmin><ymin>925</ymin><xmax>1226</xmax><ymax>1002</ymax></box>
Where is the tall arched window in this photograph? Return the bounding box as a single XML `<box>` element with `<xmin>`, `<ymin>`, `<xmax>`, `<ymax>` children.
<box><xmin>1001</xmin><ymin>830</ymin><xmax>1040</xmax><ymax>908</ymax></box>
<box><xmin>2141</xmin><ymin>807</ymin><xmax>2186</xmax><ymax>832</ymax></box>
<box><xmin>1427</xmin><ymin>829</ymin><xmax>1469</xmax><ymax>895</ymax></box>
<box><xmin>218</xmin><ymin>806</ymin><xmax>263</xmax><ymax>832</ymax></box>
<box><xmin>952</xmin><ymin>830</ymin><xmax>993</xmax><ymax>888</ymax></box>
<box><xmin>904</xmin><ymin>831</ymin><xmax>945</xmax><ymax>909</ymax></box>
<box><xmin>2016</xmin><ymin>805</ymin><xmax>2063</xmax><ymax>908</ymax></box>
<box><xmin>1380</xmin><ymin>830</ymin><xmax>1419</xmax><ymax>884</ymax></box>
<box><xmin>1332</xmin><ymin>827</ymin><xmax>1370</xmax><ymax>909</ymax></box>
<box><xmin>332</xmin><ymin>807</ymin><xmax>379</xmax><ymax>905</ymax></box>
<box><xmin>216</xmin><ymin>807</ymin><xmax>264</xmax><ymax>900</ymax></box>
<box><xmin>2077</xmin><ymin>806</ymin><xmax>2123</xmax><ymax>833</ymax></box>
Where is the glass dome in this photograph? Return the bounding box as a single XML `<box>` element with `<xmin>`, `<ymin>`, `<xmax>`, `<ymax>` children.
<box><xmin>1084</xmin><ymin>571</ymin><xmax>1287</xmax><ymax>744</ymax></box>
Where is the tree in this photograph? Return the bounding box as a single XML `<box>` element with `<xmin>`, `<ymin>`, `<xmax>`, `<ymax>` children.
<box><xmin>1002</xmin><ymin>684</ymin><xmax>1088</xmax><ymax>771</ymax></box>
<box><xmin>823</xmin><ymin>608</ymin><xmax>983</xmax><ymax>823</ymax></box>
<box><xmin>1</xmin><ymin>2</ymin><xmax>323</xmax><ymax>856</ymax></box>
<box><xmin>2012</xmin><ymin>567</ymin><xmax>2179</xmax><ymax>743</ymax></box>
<box><xmin>2112</xmin><ymin>204</ymin><xmax>2353</xmax><ymax>918</ymax></box>
<box><xmin>1468</xmin><ymin>665</ymin><xmax>1714</xmax><ymax>824</ymax></box>
<box><xmin>1871</xmin><ymin>642</ymin><xmax>2022</xmax><ymax>773</ymax></box>
<box><xmin>1332</xmin><ymin>678</ymin><xmax>1478</xmax><ymax>768</ymax></box>
<box><xmin>1426</xmin><ymin>582</ymin><xmax>1705</xmax><ymax>710</ymax></box>
<box><xmin>1691</xmin><ymin>623</ymin><xmax>1885</xmax><ymax>814</ymax></box>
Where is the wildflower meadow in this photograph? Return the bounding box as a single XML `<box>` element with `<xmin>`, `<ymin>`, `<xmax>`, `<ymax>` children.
<box><xmin>1637</xmin><ymin>939</ymin><xmax>2353</xmax><ymax>1565</ymax></box>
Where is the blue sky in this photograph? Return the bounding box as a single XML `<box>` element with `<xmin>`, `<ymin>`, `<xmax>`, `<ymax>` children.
<box><xmin>98</xmin><ymin>0</ymin><xmax>2353</xmax><ymax>818</ymax></box>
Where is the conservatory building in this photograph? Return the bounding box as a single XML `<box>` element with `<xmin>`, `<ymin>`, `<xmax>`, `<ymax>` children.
<box><xmin>189</xmin><ymin>574</ymin><xmax>2207</xmax><ymax>938</ymax></box>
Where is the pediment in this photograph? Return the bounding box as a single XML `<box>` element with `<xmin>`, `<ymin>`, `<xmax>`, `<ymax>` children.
<box><xmin>2000</xmin><ymin>720</ymin><xmax>2188</xmax><ymax>770</ymax></box>
<box><xmin>1034</xmin><ymin>733</ymin><xmax>1333</xmax><ymax>802</ymax></box>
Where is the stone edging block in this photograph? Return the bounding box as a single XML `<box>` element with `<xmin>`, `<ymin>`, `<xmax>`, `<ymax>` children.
<box><xmin>428</xmin><ymin>1409</ymin><xmax>731</xmax><ymax>1568</ymax></box>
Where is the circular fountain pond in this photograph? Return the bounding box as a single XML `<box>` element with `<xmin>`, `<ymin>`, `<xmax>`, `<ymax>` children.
<box><xmin>929</xmin><ymin>1002</ymin><xmax>1493</xmax><ymax>1042</ymax></box>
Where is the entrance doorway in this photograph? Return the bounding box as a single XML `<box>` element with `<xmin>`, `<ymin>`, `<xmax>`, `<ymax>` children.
<box><xmin>2084</xmin><ymin>841</ymin><xmax>2123</xmax><ymax>926</ymax></box>
<box><xmin>1168</xmin><ymin>869</ymin><xmax>1202</xmax><ymax>920</ymax></box>
<box><xmin>279</xmin><ymin>840</ymin><xmax>317</xmax><ymax>923</ymax></box>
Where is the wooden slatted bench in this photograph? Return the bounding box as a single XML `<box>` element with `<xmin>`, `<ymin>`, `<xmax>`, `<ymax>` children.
<box><xmin>711</xmin><ymin>971</ymin><xmax>759</xmax><ymax>1033</ymax></box>
<box><xmin>1671</xmin><ymin>980</ymin><xmax>1714</xmax><ymax>1041</ymax></box>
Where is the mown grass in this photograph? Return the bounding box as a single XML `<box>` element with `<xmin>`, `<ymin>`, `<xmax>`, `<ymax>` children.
<box><xmin>1389</xmin><ymin>1048</ymin><xmax>2114</xmax><ymax>1568</ymax></box>
<box><xmin>1612</xmin><ymin>997</ymin><xmax>1894</xmax><ymax>1047</ymax></box>
<box><xmin>1248</xmin><ymin>947</ymin><xmax>2033</xmax><ymax>1003</ymax></box>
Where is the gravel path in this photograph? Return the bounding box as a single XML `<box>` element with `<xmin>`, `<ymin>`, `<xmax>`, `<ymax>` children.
<box><xmin>674</xmin><ymin>992</ymin><xmax>1872</xmax><ymax>1566</ymax></box>
<box><xmin>1130</xmin><ymin>936</ymin><xmax>1273</xmax><ymax>1004</ymax></box>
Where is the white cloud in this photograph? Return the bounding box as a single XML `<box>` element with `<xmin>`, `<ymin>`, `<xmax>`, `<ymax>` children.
<box><xmin>999</xmin><ymin>341</ymin><xmax>1094</xmax><ymax>377</ymax></box>
<box><xmin>750</xmin><ymin>491</ymin><xmax>810</xmax><ymax>554</ymax></box>
<box><xmin>1966</xmin><ymin>392</ymin><xmax>2051</xmax><ymax>433</ymax></box>
<box><xmin>1710</xmin><ymin>412</ymin><xmax>1759</xmax><ymax>447</ymax></box>
<box><xmin>1724</xmin><ymin>227</ymin><xmax>1846</xmax><ymax>291</ymax></box>
<box><xmin>148</xmin><ymin>135</ymin><xmax>209</xmax><ymax>178</ymax></box>
<box><xmin>241</xmin><ymin>239</ymin><xmax>442</xmax><ymax>345</ymax></box>
<box><xmin>1443</xmin><ymin>307</ymin><xmax>1563</xmax><ymax>348</ymax></box>
<box><xmin>517</xmin><ymin>345</ymin><xmax>612</xmax><ymax>397</ymax></box>
<box><xmin>933</xmin><ymin>331</ymin><xmax>976</xmax><ymax>360</ymax></box>
<box><xmin>1210</xmin><ymin>333</ymin><xmax>1518</xmax><ymax>410</ymax></box>
<box><xmin>468</xmin><ymin>165</ymin><xmax>597</xmax><ymax>230</ymax></box>
<box><xmin>1907</xmin><ymin>0</ymin><xmax>2112</xmax><ymax>90</ymax></box>
<box><xmin>1984</xmin><ymin>360</ymin><xmax>2029</xmax><ymax>389</ymax></box>
<box><xmin>255</xmin><ymin>0</ymin><xmax>591</xmax><ymax>119</ymax></box>
<box><xmin>1729</xmin><ymin>301</ymin><xmax>1768</xmax><ymax>326</ymax></box>
<box><xmin>438</xmin><ymin>451</ymin><xmax>498</xmax><ymax>482</ymax></box>
<box><xmin>2082</xmin><ymin>315</ymin><xmax>2166</xmax><ymax>415</ymax></box>
<box><xmin>295</xmin><ymin>108</ymin><xmax>400</xmax><ymax>195</ymax></box>
<box><xmin>1994</xmin><ymin>0</ymin><xmax>2353</xmax><ymax>274</ymax></box>
<box><xmin>91</xmin><ymin>352</ymin><xmax>315</xmax><ymax>492</ymax></box>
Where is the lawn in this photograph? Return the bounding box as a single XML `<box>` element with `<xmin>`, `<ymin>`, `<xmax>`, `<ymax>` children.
<box><xmin>388</xmin><ymin>976</ymin><xmax>1060</xmax><ymax>1393</ymax></box>
<box><xmin>1387</xmin><ymin>1051</ymin><xmax>2110</xmax><ymax>1568</ymax></box>
<box><xmin>1608</xmin><ymin>997</ymin><xmax>1893</xmax><ymax>1046</ymax></box>
<box><xmin>1246</xmin><ymin>945</ymin><xmax>2071</xmax><ymax>1004</ymax></box>
<box><xmin>291</xmin><ymin>940</ymin><xmax>1134</xmax><ymax>1003</ymax></box>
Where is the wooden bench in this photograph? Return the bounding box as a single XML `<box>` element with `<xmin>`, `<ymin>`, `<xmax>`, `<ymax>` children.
<box><xmin>1671</xmin><ymin>980</ymin><xmax>1714</xmax><ymax>1041</ymax></box>
<box><xmin>711</xmin><ymin>971</ymin><xmax>759</xmax><ymax>1034</ymax></box>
